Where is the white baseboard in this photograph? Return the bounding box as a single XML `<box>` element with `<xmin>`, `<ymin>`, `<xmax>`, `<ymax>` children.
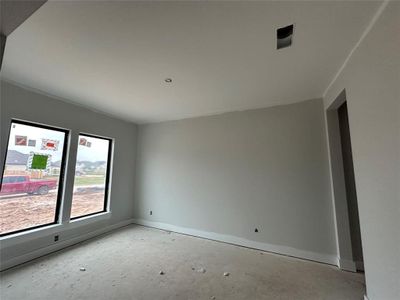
<box><xmin>0</xmin><ymin>219</ymin><xmax>133</xmax><ymax>271</ymax></box>
<box><xmin>364</xmin><ymin>295</ymin><xmax>369</xmax><ymax>300</ymax></box>
<box><xmin>338</xmin><ymin>258</ymin><xmax>357</xmax><ymax>272</ymax></box>
<box><xmin>1</xmin><ymin>218</ymin><xmax>342</xmax><ymax>272</ymax></box>
<box><xmin>132</xmin><ymin>219</ymin><xmax>338</xmax><ymax>266</ymax></box>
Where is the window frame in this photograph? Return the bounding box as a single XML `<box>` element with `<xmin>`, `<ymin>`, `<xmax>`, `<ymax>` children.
<box><xmin>0</xmin><ymin>119</ymin><xmax>69</xmax><ymax>237</ymax></box>
<box><xmin>70</xmin><ymin>133</ymin><xmax>113</xmax><ymax>220</ymax></box>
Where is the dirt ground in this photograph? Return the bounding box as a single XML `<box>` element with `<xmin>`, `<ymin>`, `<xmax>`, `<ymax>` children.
<box><xmin>0</xmin><ymin>192</ymin><xmax>105</xmax><ymax>235</ymax></box>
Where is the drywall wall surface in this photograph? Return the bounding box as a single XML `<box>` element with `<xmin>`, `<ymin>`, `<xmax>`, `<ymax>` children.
<box><xmin>324</xmin><ymin>2</ymin><xmax>400</xmax><ymax>299</ymax></box>
<box><xmin>135</xmin><ymin>98</ymin><xmax>337</xmax><ymax>258</ymax></box>
<box><xmin>0</xmin><ymin>80</ymin><xmax>137</xmax><ymax>266</ymax></box>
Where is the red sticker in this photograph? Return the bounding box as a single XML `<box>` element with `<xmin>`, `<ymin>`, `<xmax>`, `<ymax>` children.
<box><xmin>41</xmin><ymin>139</ymin><xmax>59</xmax><ymax>151</ymax></box>
<box><xmin>79</xmin><ymin>137</ymin><xmax>87</xmax><ymax>146</ymax></box>
<box><xmin>15</xmin><ymin>135</ymin><xmax>28</xmax><ymax>146</ymax></box>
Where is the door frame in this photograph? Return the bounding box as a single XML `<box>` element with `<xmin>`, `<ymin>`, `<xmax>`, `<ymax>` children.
<box><xmin>325</xmin><ymin>89</ymin><xmax>358</xmax><ymax>272</ymax></box>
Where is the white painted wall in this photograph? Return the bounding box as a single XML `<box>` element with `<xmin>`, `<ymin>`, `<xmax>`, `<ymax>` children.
<box><xmin>0</xmin><ymin>80</ymin><xmax>137</xmax><ymax>268</ymax></box>
<box><xmin>324</xmin><ymin>2</ymin><xmax>400</xmax><ymax>299</ymax></box>
<box><xmin>134</xmin><ymin>98</ymin><xmax>338</xmax><ymax>262</ymax></box>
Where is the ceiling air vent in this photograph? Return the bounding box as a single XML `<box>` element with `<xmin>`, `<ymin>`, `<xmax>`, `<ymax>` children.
<box><xmin>277</xmin><ymin>24</ymin><xmax>294</xmax><ymax>49</ymax></box>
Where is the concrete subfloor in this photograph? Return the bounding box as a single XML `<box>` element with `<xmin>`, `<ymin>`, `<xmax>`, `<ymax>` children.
<box><xmin>0</xmin><ymin>225</ymin><xmax>365</xmax><ymax>300</ymax></box>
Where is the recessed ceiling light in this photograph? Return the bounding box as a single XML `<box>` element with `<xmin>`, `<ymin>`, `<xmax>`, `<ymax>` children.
<box><xmin>165</xmin><ymin>78</ymin><xmax>172</xmax><ymax>83</ymax></box>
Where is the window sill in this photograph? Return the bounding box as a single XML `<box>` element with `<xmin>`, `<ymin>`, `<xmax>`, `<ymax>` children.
<box><xmin>68</xmin><ymin>211</ymin><xmax>111</xmax><ymax>228</ymax></box>
<box><xmin>0</xmin><ymin>223</ymin><xmax>62</xmax><ymax>246</ymax></box>
<box><xmin>0</xmin><ymin>211</ymin><xmax>111</xmax><ymax>248</ymax></box>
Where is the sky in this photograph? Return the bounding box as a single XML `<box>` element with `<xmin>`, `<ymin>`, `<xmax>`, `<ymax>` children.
<box><xmin>7</xmin><ymin>122</ymin><xmax>109</xmax><ymax>163</ymax></box>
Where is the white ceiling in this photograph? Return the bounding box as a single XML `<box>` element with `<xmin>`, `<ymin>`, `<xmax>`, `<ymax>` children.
<box><xmin>1</xmin><ymin>1</ymin><xmax>381</xmax><ymax>124</ymax></box>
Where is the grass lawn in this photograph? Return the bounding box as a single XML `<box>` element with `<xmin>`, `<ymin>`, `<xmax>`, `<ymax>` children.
<box><xmin>73</xmin><ymin>176</ymin><xmax>105</xmax><ymax>186</ymax></box>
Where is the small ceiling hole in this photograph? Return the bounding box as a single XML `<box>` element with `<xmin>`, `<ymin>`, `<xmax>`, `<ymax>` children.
<box><xmin>165</xmin><ymin>78</ymin><xmax>172</xmax><ymax>83</ymax></box>
<box><xmin>277</xmin><ymin>24</ymin><xmax>294</xmax><ymax>49</ymax></box>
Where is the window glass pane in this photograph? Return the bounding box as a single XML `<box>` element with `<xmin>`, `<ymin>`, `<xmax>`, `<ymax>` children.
<box><xmin>0</xmin><ymin>121</ymin><xmax>67</xmax><ymax>235</ymax></box>
<box><xmin>70</xmin><ymin>134</ymin><xmax>111</xmax><ymax>218</ymax></box>
<box><xmin>17</xmin><ymin>176</ymin><xmax>26</xmax><ymax>182</ymax></box>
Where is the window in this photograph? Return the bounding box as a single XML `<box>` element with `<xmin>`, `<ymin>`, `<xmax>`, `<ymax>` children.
<box><xmin>17</xmin><ymin>176</ymin><xmax>27</xmax><ymax>182</ymax></box>
<box><xmin>70</xmin><ymin>134</ymin><xmax>112</xmax><ymax>219</ymax></box>
<box><xmin>0</xmin><ymin>120</ymin><xmax>68</xmax><ymax>236</ymax></box>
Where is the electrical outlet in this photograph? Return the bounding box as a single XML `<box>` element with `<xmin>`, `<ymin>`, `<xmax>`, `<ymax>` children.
<box><xmin>54</xmin><ymin>235</ymin><xmax>59</xmax><ymax>242</ymax></box>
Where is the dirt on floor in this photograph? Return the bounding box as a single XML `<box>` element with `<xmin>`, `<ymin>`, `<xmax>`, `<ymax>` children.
<box><xmin>0</xmin><ymin>226</ymin><xmax>366</xmax><ymax>300</ymax></box>
<box><xmin>0</xmin><ymin>192</ymin><xmax>105</xmax><ymax>235</ymax></box>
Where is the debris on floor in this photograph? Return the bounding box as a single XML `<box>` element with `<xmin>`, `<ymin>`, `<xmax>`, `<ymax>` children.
<box><xmin>159</xmin><ymin>270</ymin><xmax>165</xmax><ymax>275</ymax></box>
<box><xmin>197</xmin><ymin>268</ymin><xmax>206</xmax><ymax>273</ymax></box>
<box><xmin>0</xmin><ymin>227</ymin><xmax>366</xmax><ymax>300</ymax></box>
<box><xmin>223</xmin><ymin>272</ymin><xmax>230</xmax><ymax>276</ymax></box>
<box><xmin>79</xmin><ymin>267</ymin><xmax>86</xmax><ymax>272</ymax></box>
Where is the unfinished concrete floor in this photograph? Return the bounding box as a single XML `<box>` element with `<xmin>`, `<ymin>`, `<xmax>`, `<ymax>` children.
<box><xmin>0</xmin><ymin>225</ymin><xmax>365</xmax><ymax>300</ymax></box>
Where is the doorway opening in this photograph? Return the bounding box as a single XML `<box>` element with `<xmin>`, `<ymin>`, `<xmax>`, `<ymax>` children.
<box><xmin>326</xmin><ymin>90</ymin><xmax>364</xmax><ymax>272</ymax></box>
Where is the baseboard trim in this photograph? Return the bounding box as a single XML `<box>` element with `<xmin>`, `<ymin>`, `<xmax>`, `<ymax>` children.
<box><xmin>132</xmin><ymin>219</ymin><xmax>338</xmax><ymax>266</ymax></box>
<box><xmin>364</xmin><ymin>295</ymin><xmax>369</xmax><ymax>300</ymax></box>
<box><xmin>0</xmin><ymin>219</ymin><xmax>133</xmax><ymax>271</ymax></box>
<box><xmin>338</xmin><ymin>258</ymin><xmax>357</xmax><ymax>272</ymax></box>
<box><xmin>1</xmin><ymin>218</ymin><xmax>341</xmax><ymax>271</ymax></box>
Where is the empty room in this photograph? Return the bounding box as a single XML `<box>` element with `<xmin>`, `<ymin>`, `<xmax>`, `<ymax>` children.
<box><xmin>0</xmin><ymin>1</ymin><xmax>399</xmax><ymax>299</ymax></box>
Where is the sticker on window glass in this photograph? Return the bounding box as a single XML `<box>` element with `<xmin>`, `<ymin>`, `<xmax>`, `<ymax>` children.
<box><xmin>79</xmin><ymin>137</ymin><xmax>87</xmax><ymax>146</ymax></box>
<box><xmin>79</xmin><ymin>138</ymin><xmax>92</xmax><ymax>148</ymax></box>
<box><xmin>28</xmin><ymin>139</ymin><xmax>36</xmax><ymax>147</ymax></box>
<box><xmin>15</xmin><ymin>135</ymin><xmax>28</xmax><ymax>146</ymax></box>
<box><xmin>41</xmin><ymin>139</ymin><xmax>59</xmax><ymax>151</ymax></box>
<box><xmin>30</xmin><ymin>154</ymin><xmax>50</xmax><ymax>170</ymax></box>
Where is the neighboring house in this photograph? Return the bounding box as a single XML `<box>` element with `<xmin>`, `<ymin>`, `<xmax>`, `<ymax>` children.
<box><xmin>94</xmin><ymin>162</ymin><xmax>106</xmax><ymax>174</ymax></box>
<box><xmin>5</xmin><ymin>150</ymin><xmax>53</xmax><ymax>178</ymax></box>
<box><xmin>75</xmin><ymin>161</ymin><xmax>106</xmax><ymax>175</ymax></box>
<box><xmin>50</xmin><ymin>160</ymin><xmax>61</xmax><ymax>175</ymax></box>
<box><xmin>4</xmin><ymin>150</ymin><xmax>29</xmax><ymax>173</ymax></box>
<box><xmin>75</xmin><ymin>162</ymin><xmax>86</xmax><ymax>176</ymax></box>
